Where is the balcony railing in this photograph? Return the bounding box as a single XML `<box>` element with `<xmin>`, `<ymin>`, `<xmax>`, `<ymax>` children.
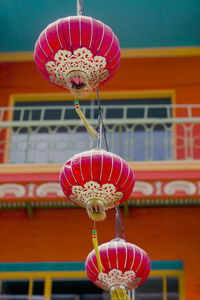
<box><xmin>0</xmin><ymin>104</ymin><xmax>199</xmax><ymax>164</ymax></box>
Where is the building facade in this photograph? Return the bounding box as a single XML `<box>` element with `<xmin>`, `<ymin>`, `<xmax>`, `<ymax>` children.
<box><xmin>0</xmin><ymin>1</ymin><xmax>200</xmax><ymax>299</ymax></box>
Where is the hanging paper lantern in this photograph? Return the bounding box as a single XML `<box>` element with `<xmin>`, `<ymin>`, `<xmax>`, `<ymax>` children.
<box><xmin>59</xmin><ymin>149</ymin><xmax>135</xmax><ymax>221</ymax></box>
<box><xmin>85</xmin><ymin>239</ymin><xmax>151</xmax><ymax>299</ymax></box>
<box><xmin>34</xmin><ymin>16</ymin><xmax>121</xmax><ymax>97</ymax></box>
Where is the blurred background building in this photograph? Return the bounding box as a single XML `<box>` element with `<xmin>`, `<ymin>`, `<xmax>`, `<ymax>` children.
<box><xmin>0</xmin><ymin>0</ymin><xmax>200</xmax><ymax>299</ymax></box>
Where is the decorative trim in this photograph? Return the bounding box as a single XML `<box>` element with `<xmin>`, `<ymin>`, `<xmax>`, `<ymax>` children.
<box><xmin>1</xmin><ymin>47</ymin><xmax>200</xmax><ymax>62</ymax></box>
<box><xmin>0</xmin><ymin>179</ymin><xmax>199</xmax><ymax>208</ymax></box>
<box><xmin>127</xmin><ymin>198</ymin><xmax>200</xmax><ymax>207</ymax></box>
<box><xmin>163</xmin><ymin>180</ymin><xmax>197</xmax><ymax>196</ymax></box>
<box><xmin>45</xmin><ymin>48</ymin><xmax>109</xmax><ymax>89</ymax></box>
<box><xmin>69</xmin><ymin>181</ymin><xmax>123</xmax><ymax>209</ymax></box>
<box><xmin>0</xmin><ymin>198</ymin><xmax>199</xmax><ymax>209</ymax></box>
<box><xmin>134</xmin><ymin>181</ymin><xmax>154</xmax><ymax>196</ymax></box>
<box><xmin>36</xmin><ymin>183</ymin><xmax>64</xmax><ymax>197</ymax></box>
<box><xmin>0</xmin><ymin>183</ymin><xmax>26</xmax><ymax>197</ymax></box>
<box><xmin>132</xmin><ymin>180</ymin><xmax>200</xmax><ymax>198</ymax></box>
<box><xmin>97</xmin><ymin>269</ymin><xmax>138</xmax><ymax>290</ymax></box>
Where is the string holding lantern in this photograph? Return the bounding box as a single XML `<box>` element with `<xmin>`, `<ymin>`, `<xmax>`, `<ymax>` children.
<box><xmin>34</xmin><ymin>15</ymin><xmax>121</xmax><ymax>97</ymax></box>
<box><xmin>85</xmin><ymin>234</ymin><xmax>151</xmax><ymax>300</ymax></box>
<box><xmin>59</xmin><ymin>148</ymin><xmax>135</xmax><ymax>221</ymax></box>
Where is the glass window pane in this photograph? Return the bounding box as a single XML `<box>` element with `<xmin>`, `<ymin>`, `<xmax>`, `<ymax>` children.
<box><xmin>167</xmin><ymin>277</ymin><xmax>179</xmax><ymax>300</ymax></box>
<box><xmin>51</xmin><ymin>279</ymin><xmax>102</xmax><ymax>295</ymax></box>
<box><xmin>135</xmin><ymin>277</ymin><xmax>163</xmax><ymax>300</ymax></box>
<box><xmin>1</xmin><ymin>280</ymin><xmax>29</xmax><ymax>295</ymax></box>
<box><xmin>51</xmin><ymin>279</ymin><xmax>109</xmax><ymax>300</ymax></box>
<box><xmin>0</xmin><ymin>280</ymin><xmax>29</xmax><ymax>300</ymax></box>
<box><xmin>32</xmin><ymin>280</ymin><xmax>45</xmax><ymax>295</ymax></box>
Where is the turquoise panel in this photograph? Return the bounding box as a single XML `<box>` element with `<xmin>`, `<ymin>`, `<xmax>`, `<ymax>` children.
<box><xmin>0</xmin><ymin>0</ymin><xmax>200</xmax><ymax>51</ymax></box>
<box><xmin>0</xmin><ymin>262</ymin><xmax>86</xmax><ymax>272</ymax></box>
<box><xmin>0</xmin><ymin>261</ymin><xmax>183</xmax><ymax>272</ymax></box>
<box><xmin>151</xmin><ymin>260</ymin><xmax>183</xmax><ymax>270</ymax></box>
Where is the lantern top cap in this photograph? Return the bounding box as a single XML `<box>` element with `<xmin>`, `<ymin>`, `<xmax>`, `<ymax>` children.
<box><xmin>111</xmin><ymin>238</ymin><xmax>126</xmax><ymax>243</ymax></box>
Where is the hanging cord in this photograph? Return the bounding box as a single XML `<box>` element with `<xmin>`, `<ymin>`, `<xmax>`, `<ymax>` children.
<box><xmin>115</xmin><ymin>206</ymin><xmax>120</xmax><ymax>239</ymax></box>
<box><xmin>95</xmin><ymin>88</ymin><xmax>126</xmax><ymax>241</ymax></box>
<box><xmin>77</xmin><ymin>0</ymin><xmax>85</xmax><ymax>16</ymax></box>
<box><xmin>115</xmin><ymin>206</ymin><xmax>126</xmax><ymax>240</ymax></box>
<box><xmin>96</xmin><ymin>88</ymin><xmax>109</xmax><ymax>150</ymax></box>
<box><xmin>97</xmin><ymin>114</ymin><xmax>103</xmax><ymax>149</ymax></box>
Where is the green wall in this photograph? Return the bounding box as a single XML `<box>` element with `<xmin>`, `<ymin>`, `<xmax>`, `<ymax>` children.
<box><xmin>0</xmin><ymin>0</ymin><xmax>200</xmax><ymax>51</ymax></box>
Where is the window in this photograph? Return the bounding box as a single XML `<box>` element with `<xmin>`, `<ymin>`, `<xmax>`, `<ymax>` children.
<box><xmin>1</xmin><ymin>279</ymin><xmax>29</xmax><ymax>299</ymax></box>
<box><xmin>135</xmin><ymin>276</ymin><xmax>179</xmax><ymax>300</ymax></box>
<box><xmin>0</xmin><ymin>261</ymin><xmax>184</xmax><ymax>300</ymax></box>
<box><xmin>8</xmin><ymin>92</ymin><xmax>173</xmax><ymax>164</ymax></box>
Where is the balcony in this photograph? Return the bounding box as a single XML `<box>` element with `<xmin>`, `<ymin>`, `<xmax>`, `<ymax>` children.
<box><xmin>0</xmin><ymin>103</ymin><xmax>199</xmax><ymax>164</ymax></box>
<box><xmin>0</xmin><ymin>103</ymin><xmax>199</xmax><ymax>210</ymax></box>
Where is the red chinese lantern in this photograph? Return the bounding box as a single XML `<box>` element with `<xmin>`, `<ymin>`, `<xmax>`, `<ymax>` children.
<box><xmin>59</xmin><ymin>149</ymin><xmax>135</xmax><ymax>221</ymax></box>
<box><xmin>85</xmin><ymin>238</ymin><xmax>151</xmax><ymax>299</ymax></box>
<box><xmin>34</xmin><ymin>16</ymin><xmax>121</xmax><ymax>97</ymax></box>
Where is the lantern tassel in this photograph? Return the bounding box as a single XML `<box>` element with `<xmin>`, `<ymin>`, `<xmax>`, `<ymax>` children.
<box><xmin>92</xmin><ymin>229</ymin><xmax>103</xmax><ymax>273</ymax></box>
<box><xmin>110</xmin><ymin>286</ymin><xmax>130</xmax><ymax>300</ymax></box>
<box><xmin>74</xmin><ymin>100</ymin><xmax>98</xmax><ymax>139</ymax></box>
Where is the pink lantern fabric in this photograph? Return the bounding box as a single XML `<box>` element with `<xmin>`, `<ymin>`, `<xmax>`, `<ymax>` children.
<box><xmin>34</xmin><ymin>16</ymin><xmax>121</xmax><ymax>94</ymax></box>
<box><xmin>59</xmin><ymin>149</ymin><xmax>135</xmax><ymax>220</ymax></box>
<box><xmin>85</xmin><ymin>239</ymin><xmax>151</xmax><ymax>291</ymax></box>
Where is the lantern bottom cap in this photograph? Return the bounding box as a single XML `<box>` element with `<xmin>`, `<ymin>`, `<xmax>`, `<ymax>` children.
<box><xmin>110</xmin><ymin>285</ymin><xmax>130</xmax><ymax>300</ymax></box>
<box><xmin>110</xmin><ymin>285</ymin><xmax>126</xmax><ymax>292</ymax></box>
<box><xmin>66</xmin><ymin>70</ymin><xmax>91</xmax><ymax>98</ymax></box>
<box><xmin>86</xmin><ymin>199</ymin><xmax>106</xmax><ymax>221</ymax></box>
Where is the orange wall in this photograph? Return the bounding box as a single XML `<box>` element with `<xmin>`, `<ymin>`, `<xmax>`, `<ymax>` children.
<box><xmin>1</xmin><ymin>56</ymin><xmax>200</xmax><ymax>106</ymax></box>
<box><xmin>0</xmin><ymin>207</ymin><xmax>199</xmax><ymax>299</ymax></box>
